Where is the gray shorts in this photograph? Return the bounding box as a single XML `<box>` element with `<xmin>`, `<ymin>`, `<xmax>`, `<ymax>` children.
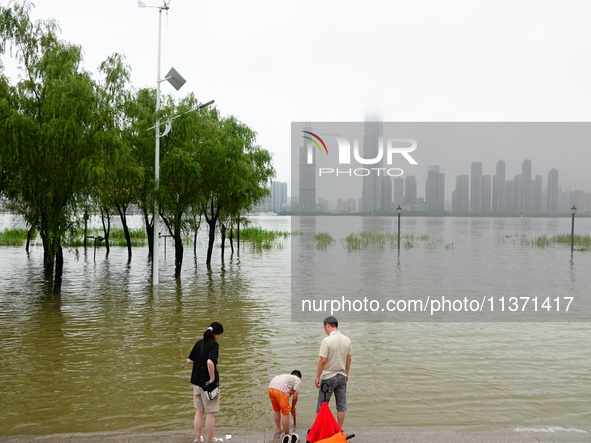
<box><xmin>316</xmin><ymin>374</ymin><xmax>347</xmax><ymax>413</ymax></box>
<box><xmin>193</xmin><ymin>385</ymin><xmax>220</xmax><ymax>413</ymax></box>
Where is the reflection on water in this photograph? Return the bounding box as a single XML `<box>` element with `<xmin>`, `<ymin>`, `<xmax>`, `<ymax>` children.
<box><xmin>1</xmin><ymin>215</ymin><xmax>590</xmax><ymax>435</ymax></box>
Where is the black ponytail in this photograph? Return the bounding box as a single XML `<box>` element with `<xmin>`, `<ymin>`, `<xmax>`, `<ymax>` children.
<box><xmin>203</xmin><ymin>321</ymin><xmax>224</xmax><ymax>340</ymax></box>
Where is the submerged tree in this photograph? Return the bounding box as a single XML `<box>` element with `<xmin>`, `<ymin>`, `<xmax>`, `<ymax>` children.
<box><xmin>158</xmin><ymin>93</ymin><xmax>218</xmax><ymax>278</ymax></box>
<box><xmin>199</xmin><ymin>115</ymin><xmax>274</xmax><ymax>266</ymax></box>
<box><xmin>1</xmin><ymin>2</ymin><xmax>97</xmax><ymax>293</ymax></box>
<box><xmin>89</xmin><ymin>53</ymin><xmax>139</xmax><ymax>259</ymax></box>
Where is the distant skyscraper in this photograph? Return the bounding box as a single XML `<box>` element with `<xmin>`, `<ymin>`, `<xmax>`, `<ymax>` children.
<box><xmin>533</xmin><ymin>175</ymin><xmax>543</xmax><ymax>214</ymax></box>
<box><xmin>522</xmin><ymin>159</ymin><xmax>533</xmax><ymax>214</ymax></box>
<box><xmin>513</xmin><ymin>174</ymin><xmax>523</xmax><ymax>214</ymax></box>
<box><xmin>452</xmin><ymin>175</ymin><xmax>469</xmax><ymax>214</ymax></box>
<box><xmin>470</xmin><ymin>162</ymin><xmax>482</xmax><ymax>213</ymax></box>
<box><xmin>404</xmin><ymin>176</ymin><xmax>417</xmax><ymax>205</ymax></box>
<box><xmin>548</xmin><ymin>169</ymin><xmax>559</xmax><ymax>214</ymax></box>
<box><xmin>493</xmin><ymin>160</ymin><xmax>506</xmax><ymax>212</ymax></box>
<box><xmin>481</xmin><ymin>175</ymin><xmax>492</xmax><ymax>212</ymax></box>
<box><xmin>268</xmin><ymin>181</ymin><xmax>287</xmax><ymax>212</ymax></box>
<box><xmin>298</xmin><ymin>125</ymin><xmax>316</xmax><ymax>212</ymax></box>
<box><xmin>426</xmin><ymin>165</ymin><xmax>445</xmax><ymax>212</ymax></box>
<box><xmin>393</xmin><ymin>177</ymin><xmax>404</xmax><ymax>207</ymax></box>
<box><xmin>380</xmin><ymin>176</ymin><xmax>392</xmax><ymax>211</ymax></box>
<box><xmin>361</xmin><ymin>117</ymin><xmax>383</xmax><ymax>213</ymax></box>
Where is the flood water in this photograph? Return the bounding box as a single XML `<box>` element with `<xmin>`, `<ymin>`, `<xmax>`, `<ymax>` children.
<box><xmin>0</xmin><ymin>214</ymin><xmax>590</xmax><ymax>436</ymax></box>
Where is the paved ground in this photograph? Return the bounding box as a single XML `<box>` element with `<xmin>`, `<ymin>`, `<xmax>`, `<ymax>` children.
<box><xmin>1</xmin><ymin>427</ymin><xmax>589</xmax><ymax>442</ymax></box>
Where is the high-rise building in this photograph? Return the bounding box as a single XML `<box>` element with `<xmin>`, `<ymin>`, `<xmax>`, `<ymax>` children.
<box><xmin>361</xmin><ymin>117</ymin><xmax>383</xmax><ymax>213</ymax></box>
<box><xmin>470</xmin><ymin>162</ymin><xmax>482</xmax><ymax>213</ymax></box>
<box><xmin>481</xmin><ymin>175</ymin><xmax>492</xmax><ymax>212</ymax></box>
<box><xmin>493</xmin><ymin>160</ymin><xmax>506</xmax><ymax>212</ymax></box>
<box><xmin>267</xmin><ymin>181</ymin><xmax>287</xmax><ymax>212</ymax></box>
<box><xmin>513</xmin><ymin>174</ymin><xmax>523</xmax><ymax>214</ymax></box>
<box><xmin>393</xmin><ymin>177</ymin><xmax>404</xmax><ymax>207</ymax></box>
<box><xmin>522</xmin><ymin>159</ymin><xmax>533</xmax><ymax>214</ymax></box>
<box><xmin>533</xmin><ymin>175</ymin><xmax>543</xmax><ymax>214</ymax></box>
<box><xmin>404</xmin><ymin>176</ymin><xmax>417</xmax><ymax>205</ymax></box>
<box><xmin>452</xmin><ymin>175</ymin><xmax>469</xmax><ymax>214</ymax></box>
<box><xmin>380</xmin><ymin>176</ymin><xmax>393</xmax><ymax>211</ymax></box>
<box><xmin>547</xmin><ymin>169</ymin><xmax>559</xmax><ymax>214</ymax></box>
<box><xmin>426</xmin><ymin>165</ymin><xmax>445</xmax><ymax>212</ymax></box>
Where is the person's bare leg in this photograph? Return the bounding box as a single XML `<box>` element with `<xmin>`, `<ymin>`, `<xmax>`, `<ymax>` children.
<box><xmin>337</xmin><ymin>411</ymin><xmax>345</xmax><ymax>429</ymax></box>
<box><xmin>273</xmin><ymin>410</ymin><xmax>282</xmax><ymax>433</ymax></box>
<box><xmin>282</xmin><ymin>413</ymin><xmax>290</xmax><ymax>435</ymax></box>
<box><xmin>194</xmin><ymin>409</ymin><xmax>204</xmax><ymax>441</ymax></box>
<box><xmin>205</xmin><ymin>412</ymin><xmax>215</xmax><ymax>442</ymax></box>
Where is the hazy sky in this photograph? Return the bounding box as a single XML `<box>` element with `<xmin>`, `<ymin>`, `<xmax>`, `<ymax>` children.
<box><xmin>8</xmin><ymin>0</ymin><xmax>591</xmax><ymax>197</ymax></box>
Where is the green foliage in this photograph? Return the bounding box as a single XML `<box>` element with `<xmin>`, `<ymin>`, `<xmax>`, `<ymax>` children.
<box><xmin>314</xmin><ymin>232</ymin><xmax>335</xmax><ymax>249</ymax></box>
<box><xmin>0</xmin><ymin>228</ymin><xmax>32</xmax><ymax>246</ymax></box>
<box><xmin>0</xmin><ymin>2</ymin><xmax>277</xmax><ymax>283</ymax></box>
<box><xmin>240</xmin><ymin>227</ymin><xmax>289</xmax><ymax>251</ymax></box>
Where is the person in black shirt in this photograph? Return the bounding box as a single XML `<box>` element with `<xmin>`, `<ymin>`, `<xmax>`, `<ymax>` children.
<box><xmin>187</xmin><ymin>321</ymin><xmax>224</xmax><ymax>442</ymax></box>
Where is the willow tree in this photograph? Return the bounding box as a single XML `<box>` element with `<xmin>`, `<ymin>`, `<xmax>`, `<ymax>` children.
<box><xmin>88</xmin><ymin>53</ymin><xmax>139</xmax><ymax>259</ymax></box>
<box><xmin>125</xmin><ymin>87</ymin><xmax>169</xmax><ymax>259</ymax></box>
<box><xmin>1</xmin><ymin>2</ymin><xmax>98</xmax><ymax>293</ymax></box>
<box><xmin>199</xmin><ymin>115</ymin><xmax>275</xmax><ymax>265</ymax></box>
<box><xmin>156</xmin><ymin>94</ymin><xmax>219</xmax><ymax>278</ymax></box>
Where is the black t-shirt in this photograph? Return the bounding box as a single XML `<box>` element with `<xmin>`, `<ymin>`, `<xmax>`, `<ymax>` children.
<box><xmin>188</xmin><ymin>338</ymin><xmax>219</xmax><ymax>387</ymax></box>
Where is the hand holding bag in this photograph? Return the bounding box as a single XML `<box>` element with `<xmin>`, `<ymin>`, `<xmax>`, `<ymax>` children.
<box><xmin>204</xmin><ymin>381</ymin><xmax>219</xmax><ymax>400</ymax></box>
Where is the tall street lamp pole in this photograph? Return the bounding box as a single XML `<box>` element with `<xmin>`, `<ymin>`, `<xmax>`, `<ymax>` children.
<box><xmin>140</xmin><ymin>1</ymin><xmax>212</xmax><ymax>284</ymax></box>
<box><xmin>139</xmin><ymin>1</ymin><xmax>181</xmax><ymax>285</ymax></box>
<box><xmin>152</xmin><ymin>2</ymin><xmax>168</xmax><ymax>285</ymax></box>
<box><xmin>571</xmin><ymin>205</ymin><xmax>577</xmax><ymax>254</ymax></box>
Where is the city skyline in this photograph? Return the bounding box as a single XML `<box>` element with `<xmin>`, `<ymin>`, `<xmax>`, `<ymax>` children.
<box><xmin>291</xmin><ymin>122</ymin><xmax>590</xmax><ymax>215</ymax></box>
<box><xmin>285</xmin><ymin>153</ymin><xmax>589</xmax><ymax>214</ymax></box>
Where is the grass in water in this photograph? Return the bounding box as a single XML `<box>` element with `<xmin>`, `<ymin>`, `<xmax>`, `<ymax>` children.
<box><xmin>240</xmin><ymin>227</ymin><xmax>290</xmax><ymax>251</ymax></box>
<box><xmin>0</xmin><ymin>228</ymin><xmax>32</xmax><ymax>246</ymax></box>
<box><xmin>315</xmin><ymin>232</ymin><xmax>335</xmax><ymax>250</ymax></box>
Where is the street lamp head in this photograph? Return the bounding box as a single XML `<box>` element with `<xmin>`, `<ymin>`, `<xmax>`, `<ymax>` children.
<box><xmin>397</xmin><ymin>205</ymin><xmax>402</xmax><ymax>215</ymax></box>
<box><xmin>571</xmin><ymin>205</ymin><xmax>577</xmax><ymax>215</ymax></box>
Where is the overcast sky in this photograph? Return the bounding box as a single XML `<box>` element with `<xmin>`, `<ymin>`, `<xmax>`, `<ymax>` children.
<box><xmin>8</xmin><ymin>0</ymin><xmax>591</xmax><ymax>197</ymax></box>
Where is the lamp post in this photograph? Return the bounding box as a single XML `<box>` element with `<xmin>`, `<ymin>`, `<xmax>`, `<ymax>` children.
<box><xmin>139</xmin><ymin>1</ymin><xmax>183</xmax><ymax>285</ymax></box>
<box><xmin>397</xmin><ymin>205</ymin><xmax>402</xmax><ymax>254</ymax></box>
<box><xmin>571</xmin><ymin>205</ymin><xmax>577</xmax><ymax>254</ymax></box>
<box><xmin>140</xmin><ymin>1</ymin><xmax>213</xmax><ymax>284</ymax></box>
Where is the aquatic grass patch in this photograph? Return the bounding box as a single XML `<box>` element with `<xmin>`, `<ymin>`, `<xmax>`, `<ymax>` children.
<box><xmin>517</xmin><ymin>233</ymin><xmax>591</xmax><ymax>251</ymax></box>
<box><xmin>345</xmin><ymin>232</ymin><xmax>397</xmax><ymax>250</ymax></box>
<box><xmin>240</xmin><ymin>227</ymin><xmax>290</xmax><ymax>251</ymax></box>
<box><xmin>315</xmin><ymin>232</ymin><xmax>335</xmax><ymax>249</ymax></box>
<box><xmin>0</xmin><ymin>228</ymin><xmax>32</xmax><ymax>246</ymax></box>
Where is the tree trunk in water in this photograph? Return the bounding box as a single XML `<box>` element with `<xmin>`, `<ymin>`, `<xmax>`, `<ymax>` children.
<box><xmin>206</xmin><ymin>216</ymin><xmax>217</xmax><ymax>266</ymax></box>
<box><xmin>83</xmin><ymin>212</ymin><xmax>89</xmax><ymax>249</ymax></box>
<box><xmin>174</xmin><ymin>224</ymin><xmax>183</xmax><ymax>279</ymax></box>
<box><xmin>26</xmin><ymin>227</ymin><xmax>34</xmax><ymax>254</ymax></box>
<box><xmin>193</xmin><ymin>230</ymin><xmax>198</xmax><ymax>258</ymax></box>
<box><xmin>229</xmin><ymin>226</ymin><xmax>234</xmax><ymax>254</ymax></box>
<box><xmin>117</xmin><ymin>205</ymin><xmax>132</xmax><ymax>260</ymax></box>
<box><xmin>100</xmin><ymin>207</ymin><xmax>111</xmax><ymax>257</ymax></box>
<box><xmin>220</xmin><ymin>224</ymin><xmax>227</xmax><ymax>261</ymax></box>
<box><xmin>41</xmin><ymin>230</ymin><xmax>54</xmax><ymax>279</ymax></box>
<box><xmin>237</xmin><ymin>220</ymin><xmax>240</xmax><ymax>253</ymax></box>
<box><xmin>53</xmin><ymin>242</ymin><xmax>63</xmax><ymax>294</ymax></box>
<box><xmin>144</xmin><ymin>213</ymin><xmax>154</xmax><ymax>258</ymax></box>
